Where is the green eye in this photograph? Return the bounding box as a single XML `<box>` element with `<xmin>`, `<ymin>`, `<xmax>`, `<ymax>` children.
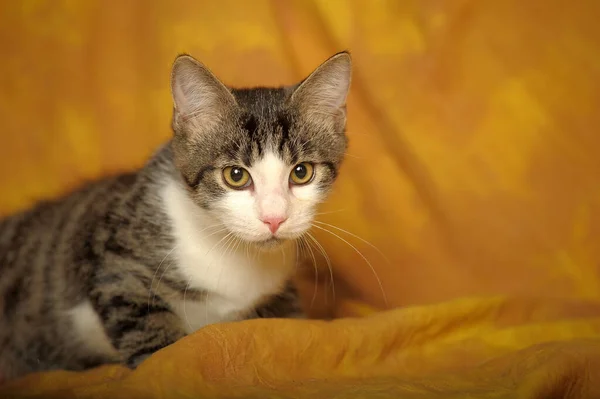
<box><xmin>290</xmin><ymin>162</ymin><xmax>314</xmax><ymax>185</ymax></box>
<box><xmin>223</xmin><ymin>166</ymin><xmax>251</xmax><ymax>189</ymax></box>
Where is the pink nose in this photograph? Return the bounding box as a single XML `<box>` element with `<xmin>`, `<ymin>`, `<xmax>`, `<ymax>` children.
<box><xmin>261</xmin><ymin>217</ymin><xmax>287</xmax><ymax>234</ymax></box>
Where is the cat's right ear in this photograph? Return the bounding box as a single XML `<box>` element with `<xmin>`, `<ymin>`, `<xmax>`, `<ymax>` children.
<box><xmin>170</xmin><ymin>55</ymin><xmax>236</xmax><ymax>131</ymax></box>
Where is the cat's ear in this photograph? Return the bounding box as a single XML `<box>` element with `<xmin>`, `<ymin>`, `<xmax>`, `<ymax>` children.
<box><xmin>170</xmin><ymin>54</ymin><xmax>236</xmax><ymax>129</ymax></box>
<box><xmin>290</xmin><ymin>52</ymin><xmax>352</xmax><ymax>126</ymax></box>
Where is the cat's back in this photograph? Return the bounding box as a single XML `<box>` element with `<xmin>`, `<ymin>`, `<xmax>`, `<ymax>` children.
<box><xmin>0</xmin><ymin>165</ymin><xmax>175</xmax><ymax>378</ymax></box>
<box><xmin>0</xmin><ymin>172</ymin><xmax>143</xmax><ymax>306</ymax></box>
<box><xmin>1</xmin><ymin>174</ymin><xmax>134</xmax><ymax>263</ymax></box>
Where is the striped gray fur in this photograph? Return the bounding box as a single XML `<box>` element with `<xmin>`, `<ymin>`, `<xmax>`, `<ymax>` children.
<box><xmin>0</xmin><ymin>52</ymin><xmax>351</xmax><ymax>381</ymax></box>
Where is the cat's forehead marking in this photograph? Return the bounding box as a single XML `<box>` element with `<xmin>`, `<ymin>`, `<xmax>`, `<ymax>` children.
<box><xmin>234</xmin><ymin>100</ymin><xmax>297</xmax><ymax>168</ymax></box>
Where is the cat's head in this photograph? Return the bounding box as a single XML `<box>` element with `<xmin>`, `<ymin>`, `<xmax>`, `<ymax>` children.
<box><xmin>169</xmin><ymin>52</ymin><xmax>351</xmax><ymax>248</ymax></box>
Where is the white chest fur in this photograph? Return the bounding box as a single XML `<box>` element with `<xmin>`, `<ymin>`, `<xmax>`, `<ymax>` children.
<box><xmin>161</xmin><ymin>180</ymin><xmax>296</xmax><ymax>333</ymax></box>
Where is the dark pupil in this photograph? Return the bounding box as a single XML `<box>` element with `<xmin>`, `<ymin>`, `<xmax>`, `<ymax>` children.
<box><xmin>230</xmin><ymin>168</ymin><xmax>243</xmax><ymax>182</ymax></box>
<box><xmin>294</xmin><ymin>165</ymin><xmax>307</xmax><ymax>179</ymax></box>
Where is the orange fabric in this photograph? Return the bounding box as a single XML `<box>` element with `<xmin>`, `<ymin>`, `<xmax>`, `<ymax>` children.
<box><xmin>2</xmin><ymin>297</ymin><xmax>600</xmax><ymax>398</ymax></box>
<box><xmin>1</xmin><ymin>0</ymin><xmax>600</xmax><ymax>397</ymax></box>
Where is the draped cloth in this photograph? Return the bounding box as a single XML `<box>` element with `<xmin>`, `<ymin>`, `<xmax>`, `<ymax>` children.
<box><xmin>1</xmin><ymin>0</ymin><xmax>599</xmax><ymax>397</ymax></box>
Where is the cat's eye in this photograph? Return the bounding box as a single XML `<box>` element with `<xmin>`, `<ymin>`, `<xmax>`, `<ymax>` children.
<box><xmin>290</xmin><ymin>162</ymin><xmax>315</xmax><ymax>185</ymax></box>
<box><xmin>223</xmin><ymin>166</ymin><xmax>252</xmax><ymax>189</ymax></box>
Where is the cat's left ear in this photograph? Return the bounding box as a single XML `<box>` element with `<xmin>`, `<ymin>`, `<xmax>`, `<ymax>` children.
<box><xmin>170</xmin><ymin>54</ymin><xmax>236</xmax><ymax>131</ymax></box>
<box><xmin>290</xmin><ymin>51</ymin><xmax>352</xmax><ymax>128</ymax></box>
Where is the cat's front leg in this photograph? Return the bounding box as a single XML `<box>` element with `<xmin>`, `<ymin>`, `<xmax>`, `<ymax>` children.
<box><xmin>253</xmin><ymin>281</ymin><xmax>306</xmax><ymax>319</ymax></box>
<box><xmin>90</xmin><ymin>289</ymin><xmax>186</xmax><ymax>368</ymax></box>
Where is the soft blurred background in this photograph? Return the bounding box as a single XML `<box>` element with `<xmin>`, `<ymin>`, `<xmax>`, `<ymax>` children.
<box><xmin>1</xmin><ymin>0</ymin><xmax>599</xmax><ymax>318</ymax></box>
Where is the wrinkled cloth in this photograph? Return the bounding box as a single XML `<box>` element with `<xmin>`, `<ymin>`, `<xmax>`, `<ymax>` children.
<box><xmin>2</xmin><ymin>296</ymin><xmax>600</xmax><ymax>398</ymax></box>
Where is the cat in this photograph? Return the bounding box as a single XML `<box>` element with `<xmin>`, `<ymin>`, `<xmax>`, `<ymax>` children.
<box><xmin>0</xmin><ymin>51</ymin><xmax>351</xmax><ymax>381</ymax></box>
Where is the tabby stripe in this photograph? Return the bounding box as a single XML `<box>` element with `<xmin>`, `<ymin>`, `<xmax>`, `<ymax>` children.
<box><xmin>103</xmin><ymin>179</ymin><xmax>143</xmax><ymax>260</ymax></box>
<box><xmin>0</xmin><ymin>211</ymin><xmax>41</xmax><ymax>317</ymax></box>
<box><xmin>242</xmin><ymin>142</ymin><xmax>253</xmax><ymax>167</ymax></box>
<box><xmin>110</xmin><ymin>319</ymin><xmax>140</xmax><ymax>342</ymax></box>
<box><xmin>256</xmin><ymin>140</ymin><xmax>264</xmax><ymax>158</ymax></box>
<box><xmin>2</xmin><ymin>273</ymin><xmax>24</xmax><ymax>317</ymax></box>
<box><xmin>322</xmin><ymin>161</ymin><xmax>338</xmax><ymax>180</ymax></box>
<box><xmin>243</xmin><ymin>114</ymin><xmax>258</xmax><ymax>138</ymax></box>
<box><xmin>93</xmin><ymin>273</ymin><xmax>122</xmax><ymax>285</ymax></box>
<box><xmin>127</xmin><ymin>344</ymin><xmax>166</xmax><ymax>364</ymax></box>
<box><xmin>43</xmin><ymin>199</ymin><xmax>79</xmax><ymax>314</ymax></box>
<box><xmin>277</xmin><ymin>113</ymin><xmax>291</xmax><ymax>155</ymax></box>
<box><xmin>0</xmin><ymin>216</ymin><xmax>22</xmax><ymax>252</ymax></box>
<box><xmin>104</xmin><ymin>237</ymin><xmax>144</xmax><ymax>263</ymax></box>
<box><xmin>108</xmin><ymin>295</ymin><xmax>171</xmax><ymax>317</ymax></box>
<box><xmin>155</xmin><ymin>275</ymin><xmax>195</xmax><ymax>293</ymax></box>
<box><xmin>185</xmin><ymin>166</ymin><xmax>214</xmax><ymax>190</ymax></box>
<box><xmin>0</xmin><ymin>214</ymin><xmax>29</xmax><ymax>267</ymax></box>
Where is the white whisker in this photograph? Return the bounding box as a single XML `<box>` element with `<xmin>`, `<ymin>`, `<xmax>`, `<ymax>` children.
<box><xmin>300</xmin><ymin>235</ymin><xmax>319</xmax><ymax>309</ymax></box>
<box><xmin>148</xmin><ymin>244</ymin><xmax>178</xmax><ymax>311</ymax></box>
<box><xmin>294</xmin><ymin>239</ymin><xmax>299</xmax><ymax>268</ymax></box>
<box><xmin>313</xmin><ymin>220</ymin><xmax>391</xmax><ymax>264</ymax></box>
<box><xmin>207</xmin><ymin>234</ymin><xmax>239</xmax><ymax>322</ymax></box>
<box><xmin>311</xmin><ymin>224</ymin><xmax>388</xmax><ymax>306</ymax></box>
<box><xmin>344</xmin><ymin>153</ymin><xmax>363</xmax><ymax>159</ymax></box>
<box><xmin>182</xmin><ymin>274</ymin><xmax>196</xmax><ymax>332</ymax></box>
<box><xmin>280</xmin><ymin>245</ymin><xmax>286</xmax><ymax>266</ymax></box>
<box><xmin>314</xmin><ymin>208</ymin><xmax>347</xmax><ymax>216</ymax></box>
<box><xmin>203</xmin><ymin>232</ymin><xmax>236</xmax><ymax>323</ymax></box>
<box><xmin>151</xmin><ymin>258</ymin><xmax>176</xmax><ymax>307</ymax></box>
<box><xmin>151</xmin><ymin>225</ymin><xmax>229</xmax><ymax>308</ymax></box>
<box><xmin>306</xmin><ymin>232</ymin><xmax>335</xmax><ymax>305</ymax></box>
<box><xmin>184</xmin><ymin>230</ymin><xmax>232</xmax><ymax>331</ymax></box>
<box><xmin>149</xmin><ymin>222</ymin><xmax>225</xmax><ymax>308</ymax></box>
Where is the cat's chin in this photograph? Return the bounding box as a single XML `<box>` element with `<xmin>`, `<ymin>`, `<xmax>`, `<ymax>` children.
<box><xmin>253</xmin><ymin>237</ymin><xmax>286</xmax><ymax>252</ymax></box>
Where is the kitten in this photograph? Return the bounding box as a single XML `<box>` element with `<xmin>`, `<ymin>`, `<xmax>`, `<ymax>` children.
<box><xmin>0</xmin><ymin>51</ymin><xmax>351</xmax><ymax>381</ymax></box>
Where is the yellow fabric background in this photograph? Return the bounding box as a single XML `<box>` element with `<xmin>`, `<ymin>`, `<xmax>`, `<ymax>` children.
<box><xmin>1</xmin><ymin>0</ymin><xmax>599</xmax><ymax>315</ymax></box>
<box><xmin>1</xmin><ymin>0</ymin><xmax>600</xmax><ymax>397</ymax></box>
